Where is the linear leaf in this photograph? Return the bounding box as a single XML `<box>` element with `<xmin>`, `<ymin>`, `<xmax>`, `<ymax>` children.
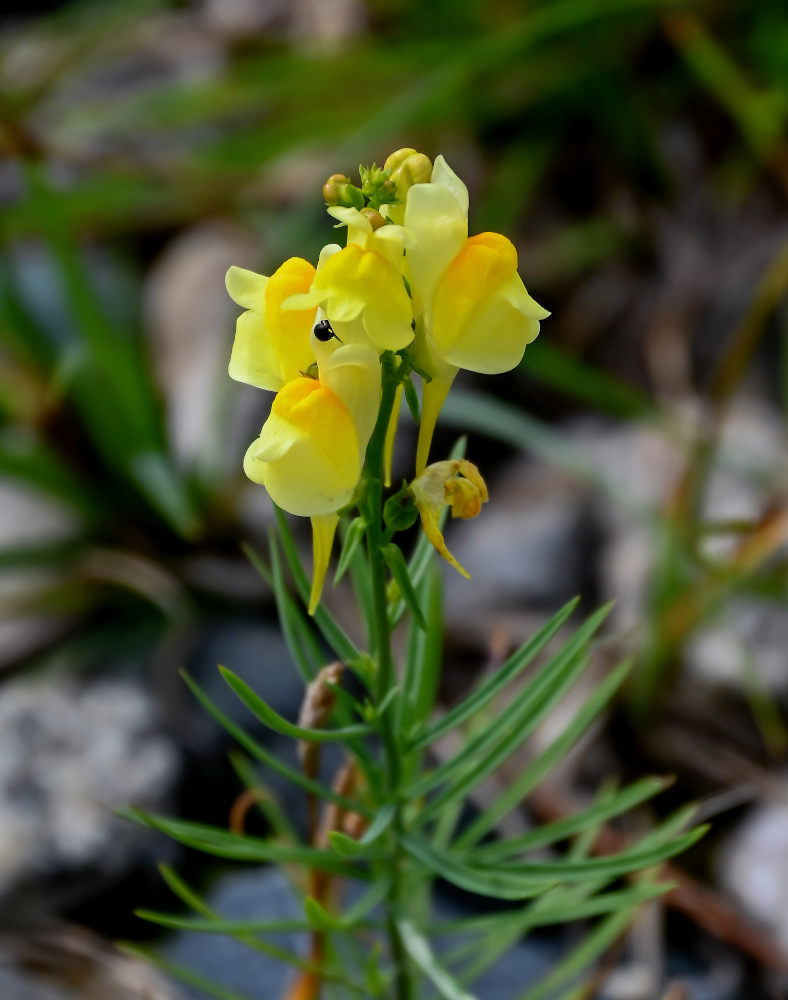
<box><xmin>401</xmin><ymin>836</ymin><xmax>552</xmax><ymax>901</ymax></box>
<box><xmin>412</xmin><ymin>595</ymin><xmax>584</xmax><ymax>749</ymax></box>
<box><xmin>180</xmin><ymin>670</ymin><xmax>372</xmax><ymax>816</ymax></box>
<box><xmin>470</xmin><ymin>777</ymin><xmax>671</xmax><ymax>863</ymax></box>
<box><xmin>134</xmin><ymin>911</ymin><xmax>312</xmax><ymax>934</ymax></box>
<box><xmin>431</xmin><ymin>882</ymin><xmax>673</xmax><ymax>936</ymax></box>
<box><xmin>454</xmin><ymin>659</ymin><xmax>633</xmax><ymax>847</ymax></box>
<box><xmin>398</xmin><ymin>920</ymin><xmax>479</xmax><ymax>1000</ymax></box>
<box><xmin>472</xmin><ymin>826</ymin><xmax>706</xmax><ymax>882</ymax></box>
<box><xmin>122</xmin><ymin>807</ymin><xmax>370</xmax><ymax>876</ymax></box>
<box><xmin>383</xmin><ymin>542</ymin><xmax>427</xmax><ymax>631</ymax></box>
<box><xmin>335</xmin><ymin>516</ymin><xmax>366</xmax><ymax>584</ymax></box>
<box><xmin>412</xmin><ymin>642</ymin><xmax>600</xmax><ymax>821</ymax></box>
<box><xmin>274</xmin><ymin>506</ymin><xmax>359</xmax><ymax>663</ymax></box>
<box><xmin>219</xmin><ymin>666</ymin><xmax>371</xmax><ymax>743</ymax></box>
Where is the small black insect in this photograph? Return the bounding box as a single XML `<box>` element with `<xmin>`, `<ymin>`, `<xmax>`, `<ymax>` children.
<box><xmin>313</xmin><ymin>319</ymin><xmax>336</xmax><ymax>342</ymax></box>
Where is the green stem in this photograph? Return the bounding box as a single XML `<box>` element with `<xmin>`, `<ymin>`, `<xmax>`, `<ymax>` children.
<box><xmin>364</xmin><ymin>353</ymin><xmax>412</xmax><ymax>1000</ymax></box>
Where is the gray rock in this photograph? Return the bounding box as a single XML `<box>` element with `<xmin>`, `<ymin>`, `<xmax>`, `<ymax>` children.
<box><xmin>718</xmin><ymin>794</ymin><xmax>788</xmax><ymax>955</ymax></box>
<box><xmin>444</xmin><ymin>462</ymin><xmax>593</xmax><ymax>626</ymax></box>
<box><xmin>0</xmin><ymin>675</ymin><xmax>180</xmax><ymax>914</ymax></box>
<box><xmin>0</xmin><ymin>924</ymin><xmax>184</xmax><ymax>1000</ymax></box>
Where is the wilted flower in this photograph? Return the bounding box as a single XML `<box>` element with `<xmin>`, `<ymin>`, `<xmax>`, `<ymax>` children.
<box><xmin>410</xmin><ymin>459</ymin><xmax>489</xmax><ymax>578</ymax></box>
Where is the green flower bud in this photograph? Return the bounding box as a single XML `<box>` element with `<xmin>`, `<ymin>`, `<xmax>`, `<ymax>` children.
<box><xmin>323</xmin><ymin>173</ymin><xmax>364</xmax><ymax>210</ymax></box>
<box><xmin>384</xmin><ymin>149</ymin><xmax>432</xmax><ymax>195</ymax></box>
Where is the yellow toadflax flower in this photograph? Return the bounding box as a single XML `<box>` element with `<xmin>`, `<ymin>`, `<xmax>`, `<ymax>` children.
<box><xmin>403</xmin><ymin>155</ymin><xmax>550</xmax><ymax>472</ymax></box>
<box><xmin>243</xmin><ymin>344</ymin><xmax>381</xmax><ymax>613</ymax></box>
<box><xmin>410</xmin><ymin>459</ymin><xmax>489</xmax><ymax>579</ymax></box>
<box><xmin>227</xmin><ymin>258</ymin><xmax>317</xmax><ymax>391</ymax></box>
<box><xmin>283</xmin><ymin>211</ymin><xmax>414</xmax><ymax>355</ymax></box>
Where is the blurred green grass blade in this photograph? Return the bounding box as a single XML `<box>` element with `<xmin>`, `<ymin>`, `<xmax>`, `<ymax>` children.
<box><xmin>158</xmin><ymin>863</ymin><xmax>213</xmax><ymax>917</ymax></box>
<box><xmin>471</xmin><ymin>776</ymin><xmax>670</xmax><ymax>863</ymax></box>
<box><xmin>274</xmin><ymin>506</ymin><xmax>359</xmax><ymax>664</ymax></box>
<box><xmin>398</xmin><ymin>919</ymin><xmax>478</xmax><ymax>1000</ymax></box>
<box><xmin>180</xmin><ymin>668</ymin><xmax>371</xmax><ymax>816</ymax></box>
<box><xmin>412</xmin><ymin>596</ymin><xmax>584</xmax><ymax>750</ymax></box>
<box><xmin>522</xmin><ymin>340</ymin><xmax>653</xmax><ymax>418</ymax></box>
<box><xmin>22</xmin><ymin>161</ymin><xmax>164</xmax><ymax>452</ymax></box>
<box><xmin>664</xmin><ymin>11</ymin><xmax>787</xmax><ymax>160</ymax></box>
<box><xmin>441</xmin><ymin>390</ymin><xmax>622</xmax><ymax>501</ymax></box>
<box><xmin>218</xmin><ymin>665</ymin><xmax>371</xmax><ymax>742</ymax></box>
<box><xmin>0</xmin><ymin>429</ymin><xmax>101</xmax><ymax>518</ymax></box>
<box><xmin>454</xmin><ymin>659</ymin><xmax>632</xmax><ymax>848</ymax></box>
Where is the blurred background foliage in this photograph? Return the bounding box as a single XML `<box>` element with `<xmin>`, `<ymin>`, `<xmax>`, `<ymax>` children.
<box><xmin>1</xmin><ymin>0</ymin><xmax>786</xmax><ymax>691</ymax></box>
<box><xmin>1</xmin><ymin>0</ymin><xmax>788</xmax><ymax>990</ymax></box>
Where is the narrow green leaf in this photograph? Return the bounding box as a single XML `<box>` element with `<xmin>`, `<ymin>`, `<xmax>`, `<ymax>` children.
<box><xmin>404</xmin><ymin>377</ymin><xmax>421</xmax><ymax>421</ymax></box>
<box><xmin>412</xmin><ymin>636</ymin><xmax>601</xmax><ymax>820</ymax></box>
<box><xmin>431</xmin><ymin>882</ymin><xmax>673</xmax><ymax>935</ymax></box>
<box><xmin>398</xmin><ymin>920</ymin><xmax>478</xmax><ymax>1000</ymax></box>
<box><xmin>219</xmin><ymin>666</ymin><xmax>371</xmax><ymax>743</ymax></box>
<box><xmin>360</xmin><ymin>803</ymin><xmax>397</xmax><ymax>844</ymax></box>
<box><xmin>122</xmin><ymin>807</ymin><xmax>370</xmax><ymax>876</ymax></box>
<box><xmin>401</xmin><ymin>836</ymin><xmax>552</xmax><ymax>901</ymax></box>
<box><xmin>412</xmin><ymin>596</ymin><xmax>584</xmax><ymax>749</ymax></box>
<box><xmin>383</xmin><ymin>542</ymin><xmax>427</xmax><ymax>631</ymax></box>
<box><xmin>328</xmin><ymin>830</ymin><xmax>387</xmax><ymax>860</ymax></box>
<box><xmin>305</xmin><ymin>877</ymin><xmax>390</xmax><ymax>931</ymax></box>
<box><xmin>471</xmin><ymin>777</ymin><xmax>671</xmax><ymax>863</ymax></box>
<box><xmin>267</xmin><ymin>532</ymin><xmax>319</xmax><ymax>682</ymax></box>
<box><xmin>453</xmin><ymin>659</ymin><xmax>633</xmax><ymax>847</ymax></box>
<box><xmin>180</xmin><ymin>670</ymin><xmax>372</xmax><ymax>817</ymax></box>
<box><xmin>119</xmin><ymin>945</ymin><xmax>256</xmax><ymax>1000</ymax></box>
<box><xmin>512</xmin><ymin>905</ymin><xmax>638</xmax><ymax>1000</ymax></box>
<box><xmin>472</xmin><ymin>826</ymin><xmax>707</xmax><ymax>882</ymax></box>
<box><xmin>135</xmin><ymin>910</ymin><xmax>312</xmax><ymax>934</ymax></box>
<box><xmin>227</xmin><ymin>753</ymin><xmax>299</xmax><ymax>844</ymax></box>
<box><xmin>158</xmin><ymin>863</ymin><xmax>213</xmax><ymax>918</ymax></box>
<box><xmin>335</xmin><ymin>516</ymin><xmax>367</xmax><ymax>584</ymax></box>
<box><xmin>274</xmin><ymin>506</ymin><xmax>359</xmax><ymax>663</ymax></box>
<box><xmin>400</xmin><ymin>566</ymin><xmax>444</xmax><ymax>735</ymax></box>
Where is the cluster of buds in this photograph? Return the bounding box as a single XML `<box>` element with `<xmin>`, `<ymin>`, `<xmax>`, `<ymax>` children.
<box><xmin>227</xmin><ymin>148</ymin><xmax>548</xmax><ymax>610</ymax></box>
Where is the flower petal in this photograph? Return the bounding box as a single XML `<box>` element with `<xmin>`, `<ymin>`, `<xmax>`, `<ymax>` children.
<box><xmin>226</xmin><ymin>266</ymin><xmax>268</xmax><ymax>310</ymax></box>
<box><xmin>309</xmin><ymin>512</ymin><xmax>339</xmax><ymax>614</ymax></box>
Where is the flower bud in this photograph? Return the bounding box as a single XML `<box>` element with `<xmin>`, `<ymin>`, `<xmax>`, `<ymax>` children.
<box><xmin>384</xmin><ymin>148</ymin><xmax>432</xmax><ymax>196</ymax></box>
<box><xmin>360</xmin><ymin>207</ymin><xmax>386</xmax><ymax>231</ymax></box>
<box><xmin>323</xmin><ymin>173</ymin><xmax>364</xmax><ymax>210</ymax></box>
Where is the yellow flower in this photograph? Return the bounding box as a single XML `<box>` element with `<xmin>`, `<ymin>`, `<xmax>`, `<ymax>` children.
<box><xmin>243</xmin><ymin>344</ymin><xmax>380</xmax><ymax>613</ymax></box>
<box><xmin>227</xmin><ymin>258</ymin><xmax>316</xmax><ymax>391</ymax></box>
<box><xmin>284</xmin><ymin>211</ymin><xmax>414</xmax><ymax>354</ymax></box>
<box><xmin>410</xmin><ymin>459</ymin><xmax>488</xmax><ymax>579</ymax></box>
<box><xmin>403</xmin><ymin>156</ymin><xmax>549</xmax><ymax>472</ymax></box>
<box><xmin>383</xmin><ymin>147</ymin><xmax>432</xmax><ymax>225</ymax></box>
